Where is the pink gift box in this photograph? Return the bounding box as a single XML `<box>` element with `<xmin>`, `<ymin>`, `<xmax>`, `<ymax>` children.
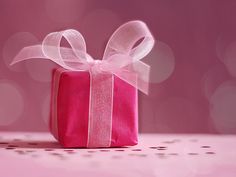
<box><xmin>11</xmin><ymin>20</ymin><xmax>154</xmax><ymax>148</ymax></box>
<box><xmin>49</xmin><ymin>68</ymin><xmax>138</xmax><ymax>148</ymax></box>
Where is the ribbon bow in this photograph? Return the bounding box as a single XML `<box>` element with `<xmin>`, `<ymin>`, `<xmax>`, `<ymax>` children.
<box><xmin>12</xmin><ymin>20</ymin><xmax>155</xmax><ymax>147</ymax></box>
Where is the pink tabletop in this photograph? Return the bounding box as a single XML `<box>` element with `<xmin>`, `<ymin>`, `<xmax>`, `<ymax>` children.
<box><xmin>0</xmin><ymin>132</ymin><xmax>235</xmax><ymax>177</ymax></box>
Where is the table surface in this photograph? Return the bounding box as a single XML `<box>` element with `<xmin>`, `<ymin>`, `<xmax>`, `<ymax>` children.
<box><xmin>0</xmin><ymin>132</ymin><xmax>235</xmax><ymax>177</ymax></box>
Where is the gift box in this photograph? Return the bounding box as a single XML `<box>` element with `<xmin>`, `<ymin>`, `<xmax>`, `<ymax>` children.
<box><xmin>12</xmin><ymin>20</ymin><xmax>155</xmax><ymax>148</ymax></box>
<box><xmin>50</xmin><ymin>68</ymin><xmax>138</xmax><ymax>147</ymax></box>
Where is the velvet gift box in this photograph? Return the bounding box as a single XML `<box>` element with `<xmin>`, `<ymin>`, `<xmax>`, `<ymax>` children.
<box><xmin>12</xmin><ymin>20</ymin><xmax>154</xmax><ymax>148</ymax></box>
<box><xmin>49</xmin><ymin>68</ymin><xmax>138</xmax><ymax>148</ymax></box>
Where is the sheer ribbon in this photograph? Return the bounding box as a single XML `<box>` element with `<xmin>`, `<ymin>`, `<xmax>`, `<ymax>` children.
<box><xmin>12</xmin><ymin>20</ymin><xmax>155</xmax><ymax>147</ymax></box>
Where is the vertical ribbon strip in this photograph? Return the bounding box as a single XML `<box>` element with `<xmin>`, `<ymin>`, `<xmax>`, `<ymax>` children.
<box><xmin>87</xmin><ymin>71</ymin><xmax>114</xmax><ymax>147</ymax></box>
<box><xmin>11</xmin><ymin>20</ymin><xmax>155</xmax><ymax>147</ymax></box>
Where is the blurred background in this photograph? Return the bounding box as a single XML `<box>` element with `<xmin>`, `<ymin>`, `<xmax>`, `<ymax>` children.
<box><xmin>0</xmin><ymin>0</ymin><xmax>236</xmax><ymax>134</ymax></box>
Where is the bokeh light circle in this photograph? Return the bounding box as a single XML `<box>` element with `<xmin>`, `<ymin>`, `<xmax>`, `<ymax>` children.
<box><xmin>25</xmin><ymin>60</ymin><xmax>57</xmax><ymax>83</ymax></box>
<box><xmin>143</xmin><ymin>41</ymin><xmax>175</xmax><ymax>83</ymax></box>
<box><xmin>45</xmin><ymin>0</ymin><xmax>86</xmax><ymax>24</ymax></box>
<box><xmin>223</xmin><ymin>41</ymin><xmax>236</xmax><ymax>78</ymax></box>
<box><xmin>41</xmin><ymin>93</ymin><xmax>51</xmax><ymax>126</ymax></box>
<box><xmin>210</xmin><ymin>80</ymin><xmax>236</xmax><ymax>134</ymax></box>
<box><xmin>201</xmin><ymin>64</ymin><xmax>230</xmax><ymax>100</ymax></box>
<box><xmin>2</xmin><ymin>32</ymin><xmax>38</xmax><ymax>72</ymax></box>
<box><xmin>0</xmin><ymin>80</ymin><xmax>24</xmax><ymax>125</ymax></box>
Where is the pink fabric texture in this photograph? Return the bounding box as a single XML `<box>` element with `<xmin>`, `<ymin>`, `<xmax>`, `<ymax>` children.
<box><xmin>50</xmin><ymin>68</ymin><xmax>138</xmax><ymax>148</ymax></box>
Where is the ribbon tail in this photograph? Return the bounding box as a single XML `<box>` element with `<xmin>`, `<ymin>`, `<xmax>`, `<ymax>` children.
<box><xmin>10</xmin><ymin>45</ymin><xmax>49</xmax><ymax>65</ymax></box>
<box><xmin>10</xmin><ymin>44</ymin><xmax>70</xmax><ymax>68</ymax></box>
<box><xmin>11</xmin><ymin>44</ymin><xmax>88</xmax><ymax>71</ymax></box>
<box><xmin>113</xmin><ymin>61</ymin><xmax>150</xmax><ymax>95</ymax></box>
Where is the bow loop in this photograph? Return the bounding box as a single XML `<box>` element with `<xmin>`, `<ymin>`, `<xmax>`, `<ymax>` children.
<box><xmin>103</xmin><ymin>21</ymin><xmax>154</xmax><ymax>61</ymax></box>
<box><xmin>42</xmin><ymin>29</ymin><xmax>88</xmax><ymax>70</ymax></box>
<box><xmin>11</xmin><ymin>20</ymin><xmax>155</xmax><ymax>94</ymax></box>
<box><xmin>11</xmin><ymin>20</ymin><xmax>155</xmax><ymax>148</ymax></box>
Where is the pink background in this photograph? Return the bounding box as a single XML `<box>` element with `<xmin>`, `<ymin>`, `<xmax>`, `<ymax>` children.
<box><xmin>0</xmin><ymin>0</ymin><xmax>236</xmax><ymax>134</ymax></box>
